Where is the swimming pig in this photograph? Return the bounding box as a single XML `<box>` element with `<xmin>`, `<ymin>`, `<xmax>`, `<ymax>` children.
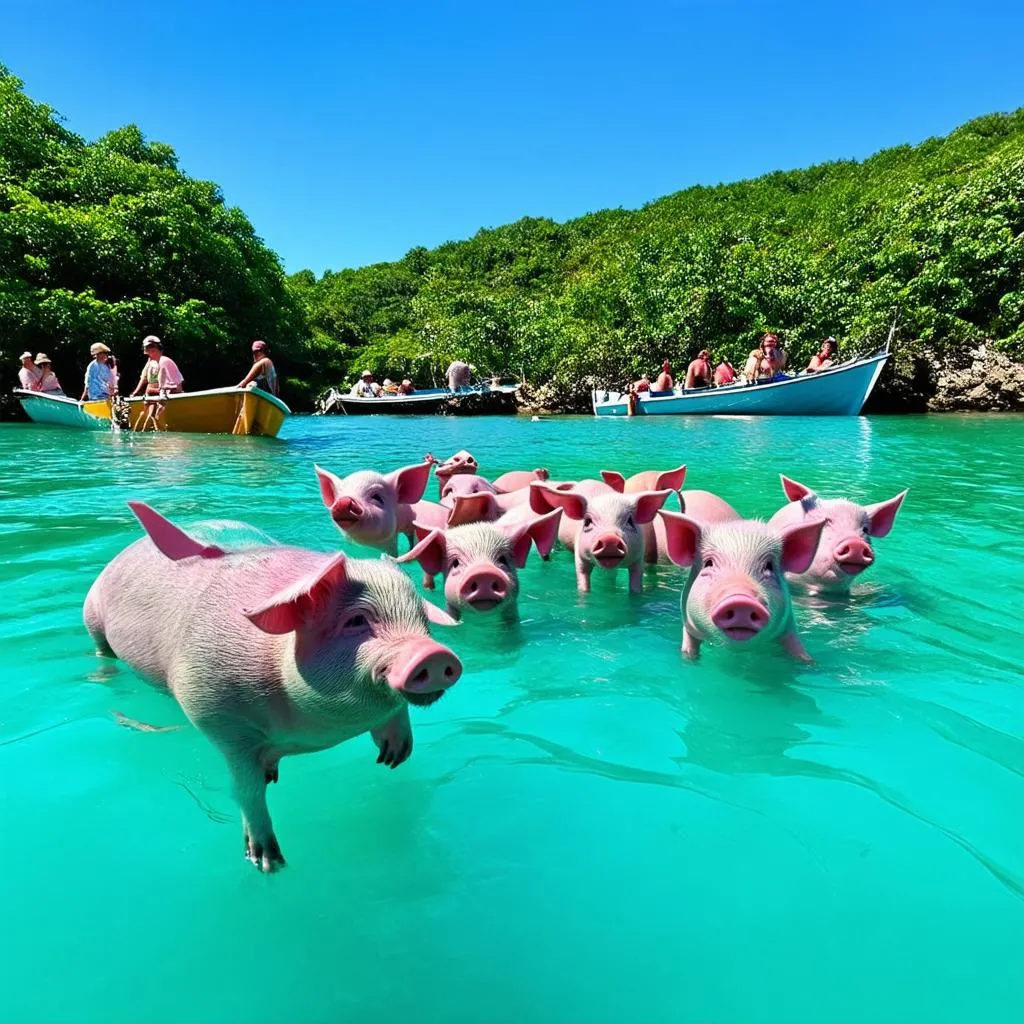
<box><xmin>83</xmin><ymin>502</ymin><xmax>461</xmax><ymax>872</ymax></box>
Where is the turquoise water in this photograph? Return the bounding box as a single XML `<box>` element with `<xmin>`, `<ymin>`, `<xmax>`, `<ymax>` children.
<box><xmin>1</xmin><ymin>412</ymin><xmax>1023</xmax><ymax>1023</ymax></box>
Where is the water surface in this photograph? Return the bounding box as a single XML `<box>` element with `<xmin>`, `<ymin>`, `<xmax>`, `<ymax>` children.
<box><xmin>1</xmin><ymin>413</ymin><xmax>1022</xmax><ymax>1023</ymax></box>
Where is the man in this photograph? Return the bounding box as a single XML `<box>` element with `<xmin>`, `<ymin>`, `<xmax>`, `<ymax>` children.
<box><xmin>744</xmin><ymin>333</ymin><xmax>786</xmax><ymax>382</ymax></box>
<box><xmin>684</xmin><ymin>350</ymin><xmax>712</xmax><ymax>389</ymax></box>
<box><xmin>17</xmin><ymin>351</ymin><xmax>42</xmax><ymax>391</ymax></box>
<box><xmin>130</xmin><ymin>336</ymin><xmax>184</xmax><ymax>431</ymax></box>
<box><xmin>350</xmin><ymin>370</ymin><xmax>381</xmax><ymax>397</ymax></box>
<box><xmin>655</xmin><ymin>360</ymin><xmax>674</xmax><ymax>392</ymax></box>
<box><xmin>80</xmin><ymin>342</ymin><xmax>117</xmax><ymax>402</ymax></box>
<box><xmin>398</xmin><ymin>379</ymin><xmax>415</xmax><ymax>395</ymax></box>
<box><xmin>806</xmin><ymin>337</ymin><xmax>839</xmax><ymax>373</ymax></box>
<box><xmin>632</xmin><ymin>373</ymin><xmax>651</xmax><ymax>394</ymax></box>
<box><xmin>713</xmin><ymin>358</ymin><xmax>736</xmax><ymax>386</ymax></box>
<box><xmin>446</xmin><ymin>360</ymin><xmax>472</xmax><ymax>391</ymax></box>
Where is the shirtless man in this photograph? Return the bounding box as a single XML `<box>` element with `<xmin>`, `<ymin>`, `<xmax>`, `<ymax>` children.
<box><xmin>684</xmin><ymin>350</ymin><xmax>712</xmax><ymax>389</ymax></box>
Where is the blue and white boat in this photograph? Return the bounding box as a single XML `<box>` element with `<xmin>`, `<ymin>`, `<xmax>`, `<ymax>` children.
<box><xmin>592</xmin><ymin>348</ymin><xmax>889</xmax><ymax>417</ymax></box>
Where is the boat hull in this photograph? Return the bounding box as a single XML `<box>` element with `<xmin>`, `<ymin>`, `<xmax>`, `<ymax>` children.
<box><xmin>592</xmin><ymin>353</ymin><xmax>888</xmax><ymax>417</ymax></box>
<box><xmin>16</xmin><ymin>387</ymin><xmax>290</xmax><ymax>436</ymax></box>
<box><xmin>324</xmin><ymin>384</ymin><xmax>520</xmax><ymax>416</ymax></box>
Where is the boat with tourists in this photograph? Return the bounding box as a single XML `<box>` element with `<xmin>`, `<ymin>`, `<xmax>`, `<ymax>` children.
<box><xmin>14</xmin><ymin>385</ymin><xmax>291</xmax><ymax>436</ymax></box>
<box><xmin>319</xmin><ymin>381</ymin><xmax>521</xmax><ymax>416</ymax></box>
<box><xmin>591</xmin><ymin>347</ymin><xmax>889</xmax><ymax>417</ymax></box>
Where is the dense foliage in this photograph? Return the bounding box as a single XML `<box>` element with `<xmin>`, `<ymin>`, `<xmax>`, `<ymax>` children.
<box><xmin>293</xmin><ymin>110</ymin><xmax>1024</xmax><ymax>398</ymax></box>
<box><xmin>0</xmin><ymin>67</ymin><xmax>309</xmax><ymax>407</ymax></box>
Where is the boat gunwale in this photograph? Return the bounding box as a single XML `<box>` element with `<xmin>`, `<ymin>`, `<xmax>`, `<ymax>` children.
<box><xmin>16</xmin><ymin>384</ymin><xmax>292</xmax><ymax>418</ymax></box>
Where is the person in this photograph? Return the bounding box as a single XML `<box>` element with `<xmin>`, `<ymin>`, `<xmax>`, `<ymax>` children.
<box><xmin>381</xmin><ymin>378</ymin><xmax>399</xmax><ymax>395</ymax></box>
<box><xmin>632</xmin><ymin>373</ymin><xmax>651</xmax><ymax>394</ymax></box>
<box><xmin>237</xmin><ymin>340</ymin><xmax>279</xmax><ymax>395</ymax></box>
<box><xmin>130</xmin><ymin>336</ymin><xmax>184</xmax><ymax>431</ymax></box>
<box><xmin>684</xmin><ymin>350</ymin><xmax>712</xmax><ymax>390</ymax></box>
<box><xmin>743</xmin><ymin>333</ymin><xmax>786</xmax><ymax>383</ymax></box>
<box><xmin>398</xmin><ymin>379</ymin><xmax>415</xmax><ymax>395</ymax></box>
<box><xmin>714</xmin><ymin>358</ymin><xmax>736</xmax><ymax>386</ymax></box>
<box><xmin>806</xmin><ymin>337</ymin><xmax>839</xmax><ymax>373</ymax></box>
<box><xmin>655</xmin><ymin>360</ymin><xmax>674</xmax><ymax>392</ymax></box>
<box><xmin>80</xmin><ymin>343</ymin><xmax>117</xmax><ymax>402</ymax></box>
<box><xmin>35</xmin><ymin>354</ymin><xmax>64</xmax><ymax>394</ymax></box>
<box><xmin>17</xmin><ymin>352</ymin><xmax>43</xmax><ymax>391</ymax></box>
<box><xmin>350</xmin><ymin>370</ymin><xmax>381</xmax><ymax>397</ymax></box>
<box><xmin>446</xmin><ymin>360</ymin><xmax>472</xmax><ymax>391</ymax></box>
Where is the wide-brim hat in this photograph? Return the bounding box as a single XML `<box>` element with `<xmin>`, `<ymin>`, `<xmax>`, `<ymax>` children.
<box><xmin>90</xmin><ymin>343</ymin><xmax>111</xmax><ymax>355</ymax></box>
<box><xmin>142</xmin><ymin>335</ymin><xmax>163</xmax><ymax>350</ymax></box>
<box><xmin>35</xmin><ymin>353</ymin><xmax>51</xmax><ymax>364</ymax></box>
<box><xmin>360</xmin><ymin>370</ymin><xmax>373</xmax><ymax>378</ymax></box>
<box><xmin>19</xmin><ymin>351</ymin><xmax>33</xmax><ymax>360</ymax></box>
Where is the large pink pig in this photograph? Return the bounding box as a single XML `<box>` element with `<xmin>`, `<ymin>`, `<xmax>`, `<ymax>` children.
<box><xmin>646</xmin><ymin>489</ymin><xmax>741</xmax><ymax>563</ymax></box>
<box><xmin>490</xmin><ymin>468</ymin><xmax>549</xmax><ymax>493</ymax></box>
<box><xmin>83</xmin><ymin>501</ymin><xmax>462</xmax><ymax>873</ymax></box>
<box><xmin>530</xmin><ymin>482</ymin><xmax>671</xmax><ymax>593</ymax></box>
<box><xmin>439</xmin><ymin>473</ymin><xmax>539</xmax><ymax>518</ymax></box>
<box><xmin>600</xmin><ymin>464</ymin><xmax>687</xmax><ymax>495</ymax></box>
<box><xmin>315</xmin><ymin>461</ymin><xmax>432</xmax><ymax>555</ymax></box>
<box><xmin>658</xmin><ymin>510</ymin><xmax>825</xmax><ymax>660</ymax></box>
<box><xmin>768</xmin><ymin>475</ymin><xmax>908</xmax><ymax>592</ymax></box>
<box><xmin>428</xmin><ymin>450</ymin><xmax>479</xmax><ymax>483</ymax></box>
<box><xmin>397</xmin><ymin>509</ymin><xmax>562</xmax><ymax>620</ymax></box>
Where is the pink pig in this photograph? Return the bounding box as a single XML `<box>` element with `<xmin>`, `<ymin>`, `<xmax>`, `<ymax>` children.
<box><xmin>439</xmin><ymin>473</ymin><xmax>537</xmax><ymax>518</ymax></box>
<box><xmin>83</xmin><ymin>502</ymin><xmax>462</xmax><ymax>872</ymax></box>
<box><xmin>658</xmin><ymin>510</ymin><xmax>825</xmax><ymax>661</ymax></box>
<box><xmin>315</xmin><ymin>461</ymin><xmax>432</xmax><ymax>555</ymax></box>
<box><xmin>491</xmin><ymin>468</ymin><xmax>549</xmax><ymax>493</ymax></box>
<box><xmin>600</xmin><ymin>464</ymin><xmax>687</xmax><ymax>496</ymax></box>
<box><xmin>429</xmin><ymin>449</ymin><xmax>479</xmax><ymax>483</ymax></box>
<box><xmin>646</xmin><ymin>489</ymin><xmax>741</xmax><ymax>563</ymax></box>
<box><xmin>397</xmin><ymin>509</ymin><xmax>562</xmax><ymax>620</ymax></box>
<box><xmin>531</xmin><ymin>482</ymin><xmax>671</xmax><ymax>593</ymax></box>
<box><xmin>768</xmin><ymin>475</ymin><xmax>908</xmax><ymax>592</ymax></box>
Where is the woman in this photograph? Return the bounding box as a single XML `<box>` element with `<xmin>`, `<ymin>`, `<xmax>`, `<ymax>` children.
<box><xmin>806</xmin><ymin>337</ymin><xmax>839</xmax><ymax>373</ymax></box>
<box><xmin>237</xmin><ymin>340</ymin><xmax>279</xmax><ymax>395</ymax></box>
<box><xmin>743</xmin><ymin>333</ymin><xmax>786</xmax><ymax>383</ymax></box>
<box><xmin>131</xmin><ymin>336</ymin><xmax>184</xmax><ymax>431</ymax></box>
<box><xmin>35</xmin><ymin>354</ymin><xmax>64</xmax><ymax>394</ymax></box>
<box><xmin>17</xmin><ymin>352</ymin><xmax>42</xmax><ymax>391</ymax></box>
<box><xmin>80</xmin><ymin>343</ymin><xmax>117</xmax><ymax>402</ymax></box>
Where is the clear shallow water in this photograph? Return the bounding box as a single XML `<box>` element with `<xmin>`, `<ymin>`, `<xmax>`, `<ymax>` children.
<box><xmin>1</xmin><ymin>412</ymin><xmax>1022</xmax><ymax>1023</ymax></box>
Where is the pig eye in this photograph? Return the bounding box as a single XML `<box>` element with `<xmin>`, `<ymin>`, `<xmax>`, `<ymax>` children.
<box><xmin>762</xmin><ymin>558</ymin><xmax>775</xmax><ymax>575</ymax></box>
<box><xmin>702</xmin><ymin>556</ymin><xmax>714</xmax><ymax>570</ymax></box>
<box><xmin>369</xmin><ymin>494</ymin><xmax>385</xmax><ymax>507</ymax></box>
<box><xmin>449</xmin><ymin>557</ymin><xmax>462</xmax><ymax>571</ymax></box>
<box><xmin>496</xmin><ymin>554</ymin><xmax>510</xmax><ymax>569</ymax></box>
<box><xmin>340</xmin><ymin>611</ymin><xmax>372</xmax><ymax>633</ymax></box>
<box><xmin>625</xmin><ymin>514</ymin><xmax>636</xmax><ymax>529</ymax></box>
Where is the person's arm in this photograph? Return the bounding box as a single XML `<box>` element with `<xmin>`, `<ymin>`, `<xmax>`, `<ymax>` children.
<box><xmin>237</xmin><ymin>358</ymin><xmax>267</xmax><ymax>388</ymax></box>
<box><xmin>743</xmin><ymin>353</ymin><xmax>758</xmax><ymax>381</ymax></box>
<box><xmin>684</xmin><ymin>363</ymin><xmax>697</xmax><ymax>389</ymax></box>
<box><xmin>130</xmin><ymin>366</ymin><xmax>147</xmax><ymax>397</ymax></box>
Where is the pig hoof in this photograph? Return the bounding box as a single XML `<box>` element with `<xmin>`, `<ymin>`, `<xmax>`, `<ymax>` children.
<box><xmin>245</xmin><ymin>833</ymin><xmax>286</xmax><ymax>873</ymax></box>
<box><xmin>376</xmin><ymin>739</ymin><xmax>412</xmax><ymax>769</ymax></box>
<box><xmin>265</xmin><ymin>765</ymin><xmax>279</xmax><ymax>784</ymax></box>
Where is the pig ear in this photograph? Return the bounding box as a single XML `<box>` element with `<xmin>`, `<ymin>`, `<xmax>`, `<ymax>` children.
<box><xmin>600</xmin><ymin>470</ymin><xmax>626</xmax><ymax>492</ymax></box>
<box><xmin>655</xmin><ymin>465</ymin><xmax>687</xmax><ymax>492</ymax></box>
<box><xmin>779</xmin><ymin>519</ymin><xmax>826</xmax><ymax>575</ymax></box>
<box><xmin>657</xmin><ymin>510</ymin><xmax>702</xmax><ymax>567</ymax></box>
<box><xmin>314</xmin><ymin>464</ymin><xmax>345</xmax><ymax>509</ymax></box>
<box><xmin>244</xmin><ymin>552</ymin><xmax>349</xmax><ymax>635</ymax></box>
<box><xmin>447</xmin><ymin>492</ymin><xmax>499</xmax><ymax>526</ymax></box>
<box><xmin>128</xmin><ymin>501</ymin><xmax>224</xmax><ymax>560</ymax></box>
<box><xmin>422</xmin><ymin>600</ymin><xmax>459</xmax><ymax>627</ymax></box>
<box><xmin>395</xmin><ymin>528</ymin><xmax>446</xmax><ymax>577</ymax></box>
<box><xmin>864</xmin><ymin>490</ymin><xmax>908</xmax><ymax>538</ymax></box>
<box><xmin>631</xmin><ymin>489</ymin><xmax>671</xmax><ymax>525</ymax></box>
<box><xmin>780</xmin><ymin>475</ymin><xmax>814</xmax><ymax>502</ymax></box>
<box><xmin>534</xmin><ymin>468</ymin><xmax>549</xmax><ymax>481</ymax></box>
<box><xmin>501</xmin><ymin>508</ymin><xmax>562</xmax><ymax>567</ymax></box>
<box><xmin>532</xmin><ymin>484</ymin><xmax>587</xmax><ymax>520</ymax></box>
<box><xmin>386</xmin><ymin>462</ymin><xmax>432</xmax><ymax>505</ymax></box>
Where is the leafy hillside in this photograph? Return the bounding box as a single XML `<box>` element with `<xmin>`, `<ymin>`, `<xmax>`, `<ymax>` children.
<box><xmin>292</xmin><ymin>110</ymin><xmax>1024</xmax><ymax>400</ymax></box>
<box><xmin>0</xmin><ymin>67</ymin><xmax>309</xmax><ymax>406</ymax></box>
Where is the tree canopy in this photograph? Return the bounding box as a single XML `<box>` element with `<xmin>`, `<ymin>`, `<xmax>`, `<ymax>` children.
<box><xmin>0</xmin><ymin>66</ymin><xmax>309</xmax><ymax>406</ymax></box>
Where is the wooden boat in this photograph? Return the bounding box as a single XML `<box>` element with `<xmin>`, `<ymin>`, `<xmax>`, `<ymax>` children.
<box><xmin>321</xmin><ymin>382</ymin><xmax>521</xmax><ymax>416</ymax></box>
<box><xmin>591</xmin><ymin>349</ymin><xmax>889</xmax><ymax>417</ymax></box>
<box><xmin>15</xmin><ymin>386</ymin><xmax>290</xmax><ymax>437</ymax></box>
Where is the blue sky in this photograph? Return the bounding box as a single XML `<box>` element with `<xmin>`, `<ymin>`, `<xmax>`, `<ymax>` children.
<box><xmin>4</xmin><ymin>0</ymin><xmax>1023</xmax><ymax>275</ymax></box>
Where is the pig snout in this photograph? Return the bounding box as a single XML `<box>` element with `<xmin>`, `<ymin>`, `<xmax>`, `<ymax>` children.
<box><xmin>381</xmin><ymin>638</ymin><xmax>462</xmax><ymax>705</ymax></box>
<box><xmin>710</xmin><ymin>591</ymin><xmax>769</xmax><ymax>641</ymax></box>
<box><xmin>592</xmin><ymin>532</ymin><xmax>627</xmax><ymax>567</ymax></box>
<box><xmin>458</xmin><ymin>565</ymin><xmax>510</xmax><ymax>611</ymax></box>
<box><xmin>331</xmin><ymin>496</ymin><xmax>364</xmax><ymax>524</ymax></box>
<box><xmin>834</xmin><ymin>537</ymin><xmax>874</xmax><ymax>575</ymax></box>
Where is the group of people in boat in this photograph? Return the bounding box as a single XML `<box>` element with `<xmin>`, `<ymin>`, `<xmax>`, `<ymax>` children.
<box><xmin>629</xmin><ymin>334</ymin><xmax>840</xmax><ymax>396</ymax></box>
<box><xmin>348</xmin><ymin>360</ymin><xmax>479</xmax><ymax>399</ymax></box>
<box><xmin>16</xmin><ymin>336</ymin><xmax>280</xmax><ymax>430</ymax></box>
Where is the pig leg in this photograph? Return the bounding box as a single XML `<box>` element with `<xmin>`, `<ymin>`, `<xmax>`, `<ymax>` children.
<box><xmin>83</xmin><ymin>591</ymin><xmax>115</xmax><ymax>656</ymax></box>
<box><xmin>576</xmin><ymin>561</ymin><xmax>594</xmax><ymax>593</ymax></box>
<box><xmin>779</xmin><ymin>631</ymin><xmax>812</xmax><ymax>663</ymax></box>
<box><xmin>371</xmin><ymin>707</ymin><xmax>413</xmax><ymax>769</ymax></box>
<box><xmin>422</xmin><ymin>571</ymin><xmax>436</xmax><ymax>591</ymax></box>
<box><xmin>682</xmin><ymin>628</ymin><xmax>702</xmax><ymax>659</ymax></box>
<box><xmin>628</xmin><ymin>562</ymin><xmax>644</xmax><ymax>594</ymax></box>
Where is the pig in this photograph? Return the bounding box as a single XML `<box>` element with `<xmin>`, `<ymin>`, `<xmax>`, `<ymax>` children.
<box><xmin>410</xmin><ymin>493</ymin><xmax>505</xmax><ymax>538</ymax></box>
<box><xmin>657</xmin><ymin>510</ymin><xmax>825</xmax><ymax>661</ymax></box>
<box><xmin>768</xmin><ymin>475</ymin><xmax>908</xmax><ymax>592</ymax></box>
<box><xmin>530</xmin><ymin>482</ymin><xmax>671</xmax><ymax>593</ymax></box>
<box><xmin>645</xmin><ymin>489</ymin><xmax>741</xmax><ymax>564</ymax></box>
<box><xmin>315</xmin><ymin>461</ymin><xmax>432</xmax><ymax>555</ymax></box>
<box><xmin>439</xmin><ymin>473</ymin><xmax>537</xmax><ymax>518</ymax></box>
<box><xmin>600</xmin><ymin>464</ymin><xmax>687</xmax><ymax>495</ymax></box>
<box><xmin>491</xmin><ymin>468</ymin><xmax>549</xmax><ymax>493</ymax></box>
<box><xmin>428</xmin><ymin>450</ymin><xmax>479</xmax><ymax>483</ymax></box>
<box><xmin>397</xmin><ymin>509</ymin><xmax>562</xmax><ymax>620</ymax></box>
<box><xmin>83</xmin><ymin>501</ymin><xmax>462</xmax><ymax>872</ymax></box>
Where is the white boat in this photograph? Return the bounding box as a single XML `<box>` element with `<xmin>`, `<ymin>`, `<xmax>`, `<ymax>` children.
<box><xmin>321</xmin><ymin>382</ymin><xmax>521</xmax><ymax>416</ymax></box>
<box><xmin>13</xmin><ymin>390</ymin><xmax>112</xmax><ymax>430</ymax></box>
<box><xmin>591</xmin><ymin>349</ymin><xmax>889</xmax><ymax>417</ymax></box>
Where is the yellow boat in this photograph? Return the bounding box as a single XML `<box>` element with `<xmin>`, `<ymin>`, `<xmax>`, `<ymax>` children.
<box><xmin>16</xmin><ymin>386</ymin><xmax>290</xmax><ymax>437</ymax></box>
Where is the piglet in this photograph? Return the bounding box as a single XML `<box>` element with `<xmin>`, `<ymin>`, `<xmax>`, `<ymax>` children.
<box><xmin>84</xmin><ymin>501</ymin><xmax>461</xmax><ymax>872</ymax></box>
<box><xmin>439</xmin><ymin>473</ymin><xmax>536</xmax><ymax>517</ymax></box>
<box><xmin>658</xmin><ymin>510</ymin><xmax>825</xmax><ymax>661</ymax></box>
<box><xmin>316</xmin><ymin>461</ymin><xmax>432</xmax><ymax>555</ymax></box>
<box><xmin>397</xmin><ymin>509</ymin><xmax>562</xmax><ymax>620</ymax></box>
<box><xmin>646</xmin><ymin>489</ymin><xmax>741</xmax><ymax>563</ymax></box>
<box><xmin>768</xmin><ymin>475</ymin><xmax>908</xmax><ymax>592</ymax></box>
<box><xmin>600</xmin><ymin>464</ymin><xmax>687</xmax><ymax>495</ymax></box>
<box><xmin>429</xmin><ymin>450</ymin><xmax>479</xmax><ymax>483</ymax></box>
<box><xmin>531</xmin><ymin>483</ymin><xmax>671</xmax><ymax>593</ymax></box>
